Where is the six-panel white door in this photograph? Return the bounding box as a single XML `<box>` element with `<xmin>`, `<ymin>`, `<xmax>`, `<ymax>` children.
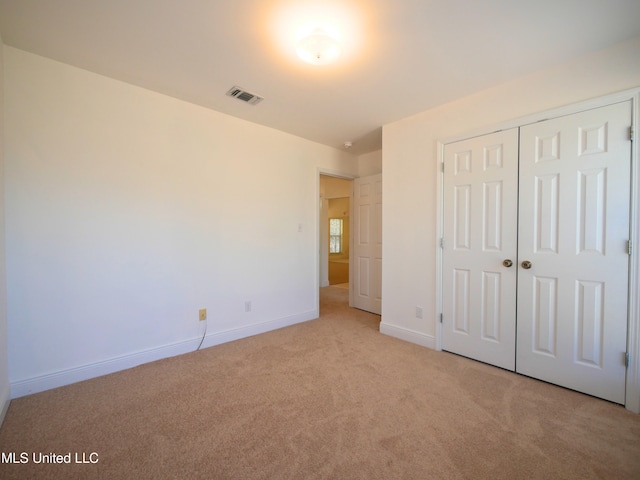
<box><xmin>353</xmin><ymin>174</ymin><xmax>382</xmax><ymax>315</ymax></box>
<box><xmin>442</xmin><ymin>129</ymin><xmax>519</xmax><ymax>370</ymax></box>
<box><xmin>516</xmin><ymin>102</ymin><xmax>632</xmax><ymax>404</ymax></box>
<box><xmin>442</xmin><ymin>102</ymin><xmax>632</xmax><ymax>404</ymax></box>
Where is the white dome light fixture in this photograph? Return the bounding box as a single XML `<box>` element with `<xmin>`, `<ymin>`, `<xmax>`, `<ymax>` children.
<box><xmin>296</xmin><ymin>28</ymin><xmax>341</xmax><ymax>65</ymax></box>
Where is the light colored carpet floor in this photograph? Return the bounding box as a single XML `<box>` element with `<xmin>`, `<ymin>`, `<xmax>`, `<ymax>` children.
<box><xmin>0</xmin><ymin>286</ymin><xmax>639</xmax><ymax>479</ymax></box>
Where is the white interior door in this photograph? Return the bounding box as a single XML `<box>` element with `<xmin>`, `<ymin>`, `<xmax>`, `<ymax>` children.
<box><xmin>516</xmin><ymin>102</ymin><xmax>632</xmax><ymax>404</ymax></box>
<box><xmin>353</xmin><ymin>174</ymin><xmax>382</xmax><ymax>315</ymax></box>
<box><xmin>442</xmin><ymin>101</ymin><xmax>632</xmax><ymax>404</ymax></box>
<box><xmin>442</xmin><ymin>129</ymin><xmax>519</xmax><ymax>370</ymax></box>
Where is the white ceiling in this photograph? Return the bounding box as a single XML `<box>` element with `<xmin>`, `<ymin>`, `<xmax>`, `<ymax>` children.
<box><xmin>1</xmin><ymin>0</ymin><xmax>639</xmax><ymax>155</ymax></box>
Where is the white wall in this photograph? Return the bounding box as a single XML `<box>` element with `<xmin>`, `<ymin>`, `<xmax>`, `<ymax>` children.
<box><xmin>0</xmin><ymin>32</ymin><xmax>11</xmax><ymax>423</ymax></box>
<box><xmin>381</xmin><ymin>36</ymin><xmax>640</xmax><ymax>346</ymax></box>
<box><xmin>4</xmin><ymin>47</ymin><xmax>358</xmax><ymax>396</ymax></box>
<box><xmin>358</xmin><ymin>150</ymin><xmax>382</xmax><ymax>176</ymax></box>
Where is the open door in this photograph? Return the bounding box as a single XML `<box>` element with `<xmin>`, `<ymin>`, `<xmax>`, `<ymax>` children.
<box><xmin>352</xmin><ymin>174</ymin><xmax>382</xmax><ymax>315</ymax></box>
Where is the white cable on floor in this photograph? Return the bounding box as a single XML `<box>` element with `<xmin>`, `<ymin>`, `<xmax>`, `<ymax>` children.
<box><xmin>197</xmin><ymin>320</ymin><xmax>207</xmax><ymax>351</ymax></box>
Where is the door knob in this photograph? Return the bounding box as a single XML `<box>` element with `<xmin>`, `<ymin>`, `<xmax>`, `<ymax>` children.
<box><xmin>521</xmin><ymin>260</ymin><xmax>532</xmax><ymax>269</ymax></box>
<box><xmin>503</xmin><ymin>259</ymin><xmax>513</xmax><ymax>267</ymax></box>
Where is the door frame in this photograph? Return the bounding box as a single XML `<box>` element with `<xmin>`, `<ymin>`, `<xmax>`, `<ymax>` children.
<box><xmin>317</xmin><ymin>169</ymin><xmax>356</xmax><ymax>311</ymax></box>
<box><xmin>435</xmin><ymin>87</ymin><xmax>640</xmax><ymax>413</ymax></box>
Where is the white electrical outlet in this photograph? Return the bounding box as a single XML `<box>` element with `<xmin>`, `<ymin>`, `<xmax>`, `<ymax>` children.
<box><xmin>244</xmin><ymin>301</ymin><xmax>252</xmax><ymax>313</ymax></box>
<box><xmin>415</xmin><ymin>306</ymin><xmax>423</xmax><ymax>319</ymax></box>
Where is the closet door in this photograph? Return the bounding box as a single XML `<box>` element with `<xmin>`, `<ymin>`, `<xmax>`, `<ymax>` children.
<box><xmin>442</xmin><ymin>129</ymin><xmax>519</xmax><ymax>370</ymax></box>
<box><xmin>516</xmin><ymin>102</ymin><xmax>632</xmax><ymax>404</ymax></box>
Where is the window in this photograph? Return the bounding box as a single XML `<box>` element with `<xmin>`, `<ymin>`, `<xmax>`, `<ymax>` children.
<box><xmin>329</xmin><ymin>218</ymin><xmax>343</xmax><ymax>254</ymax></box>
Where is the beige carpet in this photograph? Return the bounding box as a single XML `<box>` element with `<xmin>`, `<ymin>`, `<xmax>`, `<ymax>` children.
<box><xmin>0</xmin><ymin>286</ymin><xmax>639</xmax><ymax>479</ymax></box>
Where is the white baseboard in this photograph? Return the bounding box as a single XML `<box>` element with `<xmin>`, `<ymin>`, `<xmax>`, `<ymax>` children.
<box><xmin>11</xmin><ymin>309</ymin><xmax>319</xmax><ymax>399</ymax></box>
<box><xmin>10</xmin><ymin>338</ymin><xmax>199</xmax><ymax>399</ymax></box>
<box><xmin>200</xmin><ymin>309</ymin><xmax>318</xmax><ymax>349</ymax></box>
<box><xmin>380</xmin><ymin>322</ymin><xmax>436</xmax><ymax>350</ymax></box>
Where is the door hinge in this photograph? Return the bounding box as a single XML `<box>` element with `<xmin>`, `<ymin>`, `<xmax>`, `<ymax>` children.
<box><xmin>440</xmin><ymin>238</ymin><xmax>445</xmax><ymax>249</ymax></box>
<box><xmin>628</xmin><ymin>240</ymin><xmax>633</xmax><ymax>255</ymax></box>
<box><xmin>441</xmin><ymin>162</ymin><xmax>445</xmax><ymax>173</ymax></box>
<box><xmin>625</xmin><ymin>352</ymin><xmax>630</xmax><ymax>368</ymax></box>
<box><xmin>440</xmin><ymin>313</ymin><xmax>443</xmax><ymax>324</ymax></box>
<box><xmin>630</xmin><ymin>126</ymin><xmax>634</xmax><ymax>142</ymax></box>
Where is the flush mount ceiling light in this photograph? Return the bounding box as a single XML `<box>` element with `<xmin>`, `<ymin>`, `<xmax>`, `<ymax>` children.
<box><xmin>270</xmin><ymin>3</ymin><xmax>364</xmax><ymax>66</ymax></box>
<box><xmin>296</xmin><ymin>28</ymin><xmax>341</xmax><ymax>65</ymax></box>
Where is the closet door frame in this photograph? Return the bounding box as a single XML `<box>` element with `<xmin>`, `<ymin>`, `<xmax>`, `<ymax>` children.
<box><xmin>435</xmin><ymin>87</ymin><xmax>640</xmax><ymax>414</ymax></box>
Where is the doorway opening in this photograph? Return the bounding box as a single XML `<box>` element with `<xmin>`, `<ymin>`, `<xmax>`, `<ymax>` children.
<box><xmin>320</xmin><ymin>175</ymin><xmax>353</xmax><ymax>308</ymax></box>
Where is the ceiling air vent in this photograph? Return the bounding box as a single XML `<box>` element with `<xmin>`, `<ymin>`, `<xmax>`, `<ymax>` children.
<box><xmin>225</xmin><ymin>86</ymin><xmax>264</xmax><ymax>105</ymax></box>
